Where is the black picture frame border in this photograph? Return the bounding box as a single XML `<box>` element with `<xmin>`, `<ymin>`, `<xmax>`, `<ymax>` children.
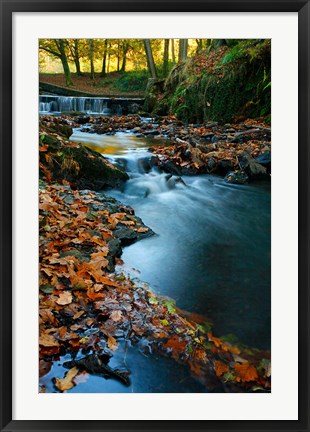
<box><xmin>0</xmin><ymin>1</ymin><xmax>309</xmax><ymax>431</ymax></box>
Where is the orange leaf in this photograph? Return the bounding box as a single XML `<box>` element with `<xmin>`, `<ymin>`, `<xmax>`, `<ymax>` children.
<box><xmin>234</xmin><ymin>362</ymin><xmax>258</xmax><ymax>382</ymax></box>
<box><xmin>214</xmin><ymin>360</ymin><xmax>229</xmax><ymax>377</ymax></box>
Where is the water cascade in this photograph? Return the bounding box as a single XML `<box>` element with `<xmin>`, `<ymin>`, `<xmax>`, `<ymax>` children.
<box><xmin>39</xmin><ymin>95</ymin><xmax>143</xmax><ymax>115</ymax></box>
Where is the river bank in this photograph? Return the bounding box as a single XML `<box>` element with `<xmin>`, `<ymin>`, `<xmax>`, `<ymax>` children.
<box><xmin>39</xmin><ymin>115</ymin><xmax>271</xmax><ymax>393</ymax></box>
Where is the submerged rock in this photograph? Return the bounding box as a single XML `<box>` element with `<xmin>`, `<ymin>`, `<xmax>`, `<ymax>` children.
<box><xmin>224</xmin><ymin>170</ymin><xmax>249</xmax><ymax>184</ymax></box>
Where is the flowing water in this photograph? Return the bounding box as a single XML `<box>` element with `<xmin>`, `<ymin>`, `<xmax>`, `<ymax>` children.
<box><xmin>71</xmin><ymin>130</ymin><xmax>271</xmax><ymax>350</ymax></box>
<box><xmin>42</xmin><ymin>129</ymin><xmax>270</xmax><ymax>393</ymax></box>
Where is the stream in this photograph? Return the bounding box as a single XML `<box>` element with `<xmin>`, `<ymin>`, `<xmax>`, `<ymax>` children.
<box><xmin>41</xmin><ymin>128</ymin><xmax>271</xmax><ymax>393</ymax></box>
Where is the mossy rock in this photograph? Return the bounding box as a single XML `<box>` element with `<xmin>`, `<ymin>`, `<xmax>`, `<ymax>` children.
<box><xmin>39</xmin><ymin>132</ymin><xmax>129</xmax><ymax>190</ymax></box>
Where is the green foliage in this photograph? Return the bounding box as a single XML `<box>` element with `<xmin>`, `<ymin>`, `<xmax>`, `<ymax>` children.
<box><xmin>114</xmin><ymin>71</ymin><xmax>149</xmax><ymax>92</ymax></box>
<box><xmin>160</xmin><ymin>39</ymin><xmax>271</xmax><ymax>123</ymax></box>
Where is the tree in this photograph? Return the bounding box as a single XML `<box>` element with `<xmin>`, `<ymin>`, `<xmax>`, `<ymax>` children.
<box><xmin>163</xmin><ymin>39</ymin><xmax>169</xmax><ymax>76</ymax></box>
<box><xmin>120</xmin><ymin>40</ymin><xmax>130</xmax><ymax>73</ymax></box>
<box><xmin>88</xmin><ymin>39</ymin><xmax>95</xmax><ymax>79</ymax></box>
<box><xmin>178</xmin><ymin>39</ymin><xmax>188</xmax><ymax>62</ymax></box>
<box><xmin>100</xmin><ymin>39</ymin><xmax>108</xmax><ymax>77</ymax></box>
<box><xmin>39</xmin><ymin>39</ymin><xmax>73</xmax><ymax>86</ymax></box>
<box><xmin>171</xmin><ymin>39</ymin><xmax>176</xmax><ymax>64</ymax></box>
<box><xmin>68</xmin><ymin>39</ymin><xmax>83</xmax><ymax>76</ymax></box>
<box><xmin>143</xmin><ymin>39</ymin><xmax>157</xmax><ymax>78</ymax></box>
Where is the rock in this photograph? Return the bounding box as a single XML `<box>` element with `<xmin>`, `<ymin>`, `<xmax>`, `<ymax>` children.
<box><xmin>217</xmin><ymin>159</ymin><xmax>234</xmax><ymax>174</ymax></box>
<box><xmin>238</xmin><ymin>152</ymin><xmax>267</xmax><ymax>178</ymax></box>
<box><xmin>224</xmin><ymin>170</ymin><xmax>249</xmax><ymax>184</ymax></box>
<box><xmin>207</xmin><ymin>157</ymin><xmax>217</xmax><ymax>172</ymax></box>
<box><xmin>76</xmin><ymin>115</ymin><xmax>90</xmax><ymax>125</ymax></box>
<box><xmin>255</xmin><ymin>151</ymin><xmax>271</xmax><ymax>171</ymax></box>
<box><xmin>143</xmin><ymin>78</ymin><xmax>166</xmax><ymax>114</ymax></box>
<box><xmin>114</xmin><ymin>224</ymin><xmax>153</xmax><ymax>246</ymax></box>
<box><xmin>128</xmin><ymin>103</ymin><xmax>140</xmax><ymax>114</ymax></box>
<box><xmin>137</xmin><ymin>156</ymin><xmax>158</xmax><ymax>173</ymax></box>
<box><xmin>39</xmin><ymin>130</ymin><xmax>129</xmax><ymax>190</ymax></box>
<box><xmin>143</xmin><ymin>129</ymin><xmax>158</xmax><ymax>136</ymax></box>
<box><xmin>160</xmin><ymin>160</ymin><xmax>182</xmax><ymax>176</ymax></box>
<box><xmin>60</xmin><ymin>249</ymin><xmax>89</xmax><ymax>262</ymax></box>
<box><xmin>166</xmin><ymin>175</ymin><xmax>186</xmax><ymax>189</ymax></box>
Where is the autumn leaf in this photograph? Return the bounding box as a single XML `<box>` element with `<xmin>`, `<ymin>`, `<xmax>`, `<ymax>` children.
<box><xmin>110</xmin><ymin>310</ymin><xmax>123</xmax><ymax>322</ymax></box>
<box><xmin>39</xmin><ymin>360</ymin><xmax>52</xmax><ymax>377</ymax></box>
<box><xmin>39</xmin><ymin>333</ymin><xmax>59</xmax><ymax>347</ymax></box>
<box><xmin>234</xmin><ymin>362</ymin><xmax>258</xmax><ymax>382</ymax></box>
<box><xmin>135</xmin><ymin>227</ymin><xmax>149</xmax><ymax>233</ymax></box>
<box><xmin>107</xmin><ymin>336</ymin><xmax>118</xmax><ymax>351</ymax></box>
<box><xmin>164</xmin><ymin>336</ymin><xmax>187</xmax><ymax>352</ymax></box>
<box><xmin>73</xmin><ymin>310</ymin><xmax>85</xmax><ymax>320</ymax></box>
<box><xmin>214</xmin><ymin>360</ymin><xmax>229</xmax><ymax>377</ymax></box>
<box><xmin>55</xmin><ymin>367</ymin><xmax>79</xmax><ymax>391</ymax></box>
<box><xmin>56</xmin><ymin>291</ymin><xmax>73</xmax><ymax>305</ymax></box>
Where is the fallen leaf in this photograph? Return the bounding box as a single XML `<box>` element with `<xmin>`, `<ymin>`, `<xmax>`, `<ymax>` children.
<box><xmin>39</xmin><ymin>333</ymin><xmax>59</xmax><ymax>347</ymax></box>
<box><xmin>234</xmin><ymin>362</ymin><xmax>258</xmax><ymax>382</ymax></box>
<box><xmin>56</xmin><ymin>291</ymin><xmax>73</xmax><ymax>305</ymax></box>
<box><xmin>110</xmin><ymin>310</ymin><xmax>123</xmax><ymax>322</ymax></box>
<box><xmin>214</xmin><ymin>360</ymin><xmax>229</xmax><ymax>377</ymax></box>
<box><xmin>107</xmin><ymin>336</ymin><xmax>118</xmax><ymax>351</ymax></box>
<box><xmin>55</xmin><ymin>367</ymin><xmax>79</xmax><ymax>391</ymax></box>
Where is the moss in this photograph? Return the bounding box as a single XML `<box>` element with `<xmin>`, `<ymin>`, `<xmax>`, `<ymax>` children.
<box><xmin>40</xmin><ymin>130</ymin><xmax>128</xmax><ymax>190</ymax></box>
<box><xmin>150</xmin><ymin>40</ymin><xmax>271</xmax><ymax>123</ymax></box>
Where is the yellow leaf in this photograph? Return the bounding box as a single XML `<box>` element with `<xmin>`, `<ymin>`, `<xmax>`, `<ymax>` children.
<box><xmin>55</xmin><ymin>367</ymin><xmax>79</xmax><ymax>391</ymax></box>
<box><xmin>107</xmin><ymin>336</ymin><xmax>118</xmax><ymax>351</ymax></box>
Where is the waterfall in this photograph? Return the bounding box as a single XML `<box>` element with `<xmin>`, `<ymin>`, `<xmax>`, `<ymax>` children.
<box><xmin>39</xmin><ymin>95</ymin><xmax>111</xmax><ymax>115</ymax></box>
<box><xmin>39</xmin><ymin>95</ymin><xmax>144</xmax><ymax>116</ymax></box>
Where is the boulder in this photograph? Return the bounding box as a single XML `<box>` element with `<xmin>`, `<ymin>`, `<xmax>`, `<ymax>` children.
<box><xmin>255</xmin><ymin>151</ymin><xmax>271</xmax><ymax>172</ymax></box>
<box><xmin>39</xmin><ymin>132</ymin><xmax>129</xmax><ymax>190</ymax></box>
<box><xmin>224</xmin><ymin>170</ymin><xmax>249</xmax><ymax>185</ymax></box>
<box><xmin>238</xmin><ymin>152</ymin><xmax>267</xmax><ymax>178</ymax></box>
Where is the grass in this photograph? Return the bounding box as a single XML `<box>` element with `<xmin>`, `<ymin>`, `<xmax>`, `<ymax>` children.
<box><xmin>39</xmin><ymin>71</ymin><xmax>148</xmax><ymax>97</ymax></box>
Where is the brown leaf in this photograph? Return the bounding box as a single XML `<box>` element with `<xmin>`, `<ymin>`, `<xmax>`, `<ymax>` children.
<box><xmin>56</xmin><ymin>291</ymin><xmax>73</xmax><ymax>305</ymax></box>
<box><xmin>110</xmin><ymin>310</ymin><xmax>123</xmax><ymax>322</ymax></box>
<box><xmin>55</xmin><ymin>367</ymin><xmax>79</xmax><ymax>391</ymax></box>
<box><xmin>39</xmin><ymin>333</ymin><xmax>59</xmax><ymax>347</ymax></box>
<box><xmin>39</xmin><ymin>360</ymin><xmax>52</xmax><ymax>377</ymax></box>
<box><xmin>234</xmin><ymin>362</ymin><xmax>259</xmax><ymax>382</ymax></box>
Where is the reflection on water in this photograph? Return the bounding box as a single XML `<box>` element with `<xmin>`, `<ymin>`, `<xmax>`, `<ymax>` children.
<box><xmin>70</xmin><ymin>130</ymin><xmax>168</xmax><ymax>155</ymax></box>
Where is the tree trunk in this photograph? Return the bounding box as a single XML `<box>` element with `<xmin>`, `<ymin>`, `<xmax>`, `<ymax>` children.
<box><xmin>196</xmin><ymin>39</ymin><xmax>203</xmax><ymax>53</ymax></box>
<box><xmin>57</xmin><ymin>40</ymin><xmax>73</xmax><ymax>86</ymax></box>
<box><xmin>107</xmin><ymin>52</ymin><xmax>111</xmax><ymax>73</ymax></box>
<box><xmin>171</xmin><ymin>39</ymin><xmax>176</xmax><ymax>64</ymax></box>
<box><xmin>163</xmin><ymin>39</ymin><xmax>169</xmax><ymax>76</ymax></box>
<box><xmin>178</xmin><ymin>39</ymin><xmax>188</xmax><ymax>62</ymax></box>
<box><xmin>120</xmin><ymin>41</ymin><xmax>129</xmax><ymax>72</ymax></box>
<box><xmin>143</xmin><ymin>39</ymin><xmax>157</xmax><ymax>79</ymax></box>
<box><xmin>117</xmin><ymin>41</ymin><xmax>120</xmax><ymax>72</ymax></box>
<box><xmin>101</xmin><ymin>39</ymin><xmax>108</xmax><ymax>77</ymax></box>
<box><xmin>213</xmin><ymin>39</ymin><xmax>227</xmax><ymax>50</ymax></box>
<box><xmin>88</xmin><ymin>39</ymin><xmax>95</xmax><ymax>79</ymax></box>
<box><xmin>73</xmin><ymin>39</ymin><xmax>82</xmax><ymax>76</ymax></box>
